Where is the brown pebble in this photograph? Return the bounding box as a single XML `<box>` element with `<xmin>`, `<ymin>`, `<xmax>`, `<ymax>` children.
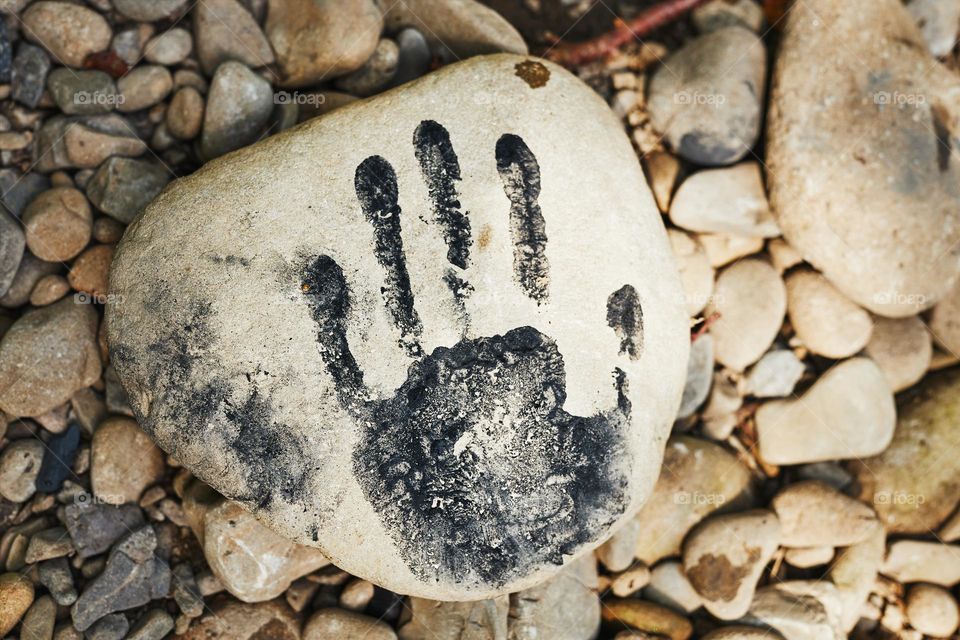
<box><xmin>68</xmin><ymin>244</ymin><xmax>114</xmax><ymax>299</ymax></box>
<box><xmin>30</xmin><ymin>274</ymin><xmax>71</xmax><ymax>306</ymax></box>
<box><xmin>22</xmin><ymin>188</ymin><xmax>93</xmax><ymax>262</ymax></box>
<box><xmin>601</xmin><ymin>599</ymin><xmax>693</xmax><ymax>640</ymax></box>
<box><xmin>0</xmin><ymin>572</ymin><xmax>35</xmax><ymax>636</ymax></box>
<box><xmin>92</xmin><ymin>217</ymin><xmax>125</xmax><ymax>244</ymax></box>
<box><xmin>91</xmin><ymin>416</ymin><xmax>165</xmax><ymax>505</ymax></box>
<box><xmin>166</xmin><ymin>87</ymin><xmax>204</xmax><ymax>140</ymax></box>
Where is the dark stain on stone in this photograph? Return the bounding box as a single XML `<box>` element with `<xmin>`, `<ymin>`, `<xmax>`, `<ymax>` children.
<box><xmin>606</xmin><ymin>285</ymin><xmax>644</xmax><ymax>360</ymax></box>
<box><xmin>300</xmin><ymin>253</ymin><xmax>631</xmax><ymax>588</ymax></box>
<box><xmin>355</xmin><ymin>155</ymin><xmax>423</xmax><ymax>357</ymax></box>
<box><xmin>208</xmin><ymin>255</ymin><xmax>251</xmax><ymax>267</ymax></box>
<box><xmin>495</xmin><ymin>133</ymin><xmax>550</xmax><ymax>304</ymax></box>
<box><xmin>414</xmin><ymin>120</ymin><xmax>472</xmax><ymax>270</ymax></box>
<box><xmin>443</xmin><ymin>268</ymin><xmax>473</xmax><ymax>335</ymax></box>
<box><xmin>514</xmin><ymin>60</ymin><xmax>550</xmax><ymax>89</ymax></box>
<box><xmin>686</xmin><ymin>547</ymin><xmax>761</xmax><ymax>602</ymax></box>
<box><xmin>931</xmin><ymin>103</ymin><xmax>952</xmax><ymax>172</ymax></box>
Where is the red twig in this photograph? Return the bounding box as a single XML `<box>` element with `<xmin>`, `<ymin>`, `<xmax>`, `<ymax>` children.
<box><xmin>691</xmin><ymin>311</ymin><xmax>721</xmax><ymax>343</ymax></box>
<box><xmin>544</xmin><ymin>0</ymin><xmax>712</xmax><ymax>67</ymax></box>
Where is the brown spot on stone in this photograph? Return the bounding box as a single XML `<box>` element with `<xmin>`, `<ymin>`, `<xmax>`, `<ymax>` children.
<box><xmin>477</xmin><ymin>224</ymin><xmax>493</xmax><ymax>250</ymax></box>
<box><xmin>686</xmin><ymin>547</ymin><xmax>761</xmax><ymax>602</ymax></box>
<box><xmin>514</xmin><ymin>60</ymin><xmax>550</xmax><ymax>89</ymax></box>
<box><xmin>251</xmin><ymin>620</ymin><xmax>297</xmax><ymax>640</ymax></box>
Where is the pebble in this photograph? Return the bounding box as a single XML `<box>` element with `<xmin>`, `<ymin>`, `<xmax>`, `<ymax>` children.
<box><xmin>336</xmin><ymin>38</ymin><xmax>399</xmax><ymax>97</ymax></box>
<box><xmin>339</xmin><ymin>578</ymin><xmax>375</xmax><ymax>611</ymax></box>
<box><xmin>86</xmin><ymin>157</ymin><xmax>171</xmax><ymax>224</ymax></box>
<box><xmin>37</xmin><ymin>422</ymin><xmax>81</xmax><ymax>493</ymax></box>
<box><xmin>906</xmin><ymin>583</ymin><xmax>959</xmax><ymax>637</ymax></box>
<box><xmin>698</xmin><ymin>233</ymin><xmax>763</xmax><ymax>267</ymax></box>
<box><xmin>766</xmin><ymin>0</ymin><xmax>960</xmax><ymax>317</ymax></box>
<box><xmin>382</xmin><ymin>0</ymin><xmax>527</xmax><ymax>62</ymax></box>
<box><xmin>707</xmin><ymin>259</ymin><xmax>786</xmax><ymax>371</ymax></box>
<box><xmin>756</xmin><ymin>357</ymin><xmax>895</xmax><ymax>464</ymax></box>
<box><xmin>669</xmin><ymin>163</ymin><xmax>778</xmax><ymax>237</ymax></box>
<box><xmin>24</xmin><ymin>526</ymin><xmax>74</xmax><ymax>563</ymax></box>
<box><xmin>92</xmin><ymin>217</ymin><xmax>126</xmax><ymax>244</ymax></box>
<box><xmin>67</xmin><ymin>244</ymin><xmax>113</xmax><ymax>298</ymax></box>
<box><xmin>785</xmin><ymin>268</ymin><xmax>873</xmax><ymax>359</ymax></box>
<box><xmin>38</xmin><ymin>557</ymin><xmax>77</xmax><ymax>605</ymax></box>
<box><xmin>11</xmin><ymin>43</ymin><xmax>51</xmax><ymax>108</ymax></box>
<box><xmin>47</xmin><ymin>69</ymin><xmax>117</xmax><ymax>115</ymax></box>
<box><xmin>693</xmin><ymin>0</ymin><xmax>765</xmax><ymax>33</ymax></box>
<box><xmin>195</xmin><ymin>0</ymin><xmax>274</xmax><ymax>75</ymax></box>
<box><xmin>21</xmin><ymin>2</ymin><xmax>112</xmax><ymax>68</ymax></box>
<box><xmin>597</xmin><ymin>518</ymin><xmax>640</xmax><ymax>572</ymax></box>
<box><xmin>702</xmin><ymin>628</ymin><xmax>782</xmax><ymax>640</ymax></box>
<box><xmin>645</xmin><ymin>561</ymin><xmax>703</xmax><ymax>613</ymax></box>
<box><xmin>0</xmin><ymin>296</ymin><xmax>101</xmax><ymax>416</ymax></box>
<box><xmin>784</xmin><ymin>546</ymin><xmax>834</xmax><ymax>568</ymax></box>
<box><xmin>677</xmin><ymin>334</ymin><xmax>713</xmax><ymax>418</ymax></box>
<box><xmin>392</xmin><ymin>28</ymin><xmax>431</xmax><ymax>86</ymax></box>
<box><xmin>744</xmin><ymin>349</ymin><xmax>804</xmax><ymax>398</ymax></box>
<box><xmin>0</xmin><ymin>573</ymin><xmax>35</xmax><ymax>636</ymax></box>
<box><xmin>305</xmin><ymin>607</ymin><xmax>397</xmax><ymax>639</ymax></box>
<box><xmin>882</xmin><ymin>541</ymin><xmax>960</xmax><ymax>586</ymax></box>
<box><xmin>110</xmin><ymin>25</ymin><xmax>152</xmax><ymax>66</ymax></box>
<box><xmin>30</xmin><ymin>274</ymin><xmax>70</xmax><ymax>306</ymax></box>
<box><xmin>113</xmin><ymin>0</ymin><xmax>188</xmax><ymax>21</ymax></box>
<box><xmin>187</xmin><ymin>485</ymin><xmax>329</xmax><ymax>602</ymax></box>
<box><xmin>91</xmin><ymin>416</ymin><xmax>165</xmax><ymax>505</ymax></box>
<box><xmin>86</xmin><ymin>613</ymin><xmax>129</xmax><ymax>640</ymax></box>
<box><xmin>0</xmin><ymin>171</ymin><xmax>51</xmax><ymax>218</ymax></box>
<box><xmin>741</xmin><ymin>582</ymin><xmax>845</xmax><ymax>640</ymax></box>
<box><xmin>21</xmin><ymin>187</ymin><xmax>93</xmax><ymax>262</ymax></box>
<box><xmin>166</xmin><ymin>87</ymin><xmax>204</xmax><ymax>140</ymax></box>
<box><xmin>601</xmin><ymin>599</ymin><xmax>693</xmax><ymax>640</ymax></box>
<box><xmin>200</xmin><ymin>61</ymin><xmax>273</xmax><ymax>159</ymax></box>
<box><xmin>864</xmin><ymin>315</ymin><xmax>932</xmax><ymax>392</ymax></box>
<box><xmin>644</xmin><ymin>151</ymin><xmax>681</xmax><ymax>212</ymax></box>
<box><xmin>0</xmin><ymin>253</ymin><xmax>60</xmax><ymax>309</ymax></box>
<box><xmin>0</xmin><ymin>439</ymin><xmax>45</xmax><ymax>501</ymax></box>
<box><xmin>634</xmin><ymin>436</ymin><xmax>753</xmax><ymax>565</ymax></box>
<box><xmin>0</xmin><ymin>25</ymin><xmax>9</xmax><ymax>83</ymax></box>
<box><xmin>683</xmin><ymin>510</ymin><xmax>779</xmax><ymax>620</ymax></box>
<box><xmin>648</xmin><ymin>27</ymin><xmax>765</xmax><ymax>165</ymax></box>
<box><xmin>611</xmin><ymin>564</ymin><xmax>651</xmax><ymax>597</ymax></box>
<box><xmin>127</xmin><ymin>609</ymin><xmax>174</xmax><ymax>640</ymax></box>
<box><xmin>851</xmin><ymin>368</ymin><xmax>960</xmax><ymax>533</ymax></box>
<box><xmin>771</xmin><ymin>481</ymin><xmax>877</xmax><ymax>548</ymax></box>
<box><xmin>928</xmin><ymin>279</ymin><xmax>960</xmax><ymax>354</ymax></box>
<box><xmin>179</xmin><ymin>600</ymin><xmax>300</xmax><ymax>640</ymax></box>
<box><xmin>20</xmin><ymin>595</ymin><xmax>56</xmax><ymax>640</ymax></box>
<box><xmin>172</xmin><ymin>563</ymin><xmax>203</xmax><ymax>618</ymax></box>
<box><xmin>399</xmin><ymin>596</ymin><xmax>508</xmax><ymax>639</ymax></box>
<box><xmin>116</xmin><ymin>65</ymin><xmax>173</xmax><ymax>113</ymax></box>
<box><xmin>58</xmin><ymin>115</ymin><xmax>148</xmax><ymax>170</ymax></box>
<box><xmin>266</xmin><ymin>0</ymin><xmax>381</xmax><ymax>86</ymax></box>
<box><xmin>508</xmin><ymin>555</ymin><xmax>601</xmax><ymax>640</ymax></box>
<box><xmin>108</xmin><ymin>54</ymin><xmax>690</xmax><ymax>600</ymax></box>
<box><xmin>144</xmin><ymin>28</ymin><xmax>193</xmax><ymax>65</ymax></box>
<box><xmin>668</xmin><ymin>229</ymin><xmax>714</xmax><ymax>316</ymax></box>
<box><xmin>70</xmin><ymin>526</ymin><xmax>171</xmax><ymax>631</ymax></box>
<box><xmin>0</xmin><ymin>209</ymin><xmax>24</xmax><ymax>297</ymax></box>
<box><xmin>907</xmin><ymin>0</ymin><xmax>960</xmax><ymax>56</ymax></box>
<box><xmin>65</xmin><ymin>500</ymin><xmax>146</xmax><ymax>557</ymax></box>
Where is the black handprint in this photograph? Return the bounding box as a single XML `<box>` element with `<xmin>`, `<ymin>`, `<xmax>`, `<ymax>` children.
<box><xmin>301</xmin><ymin>121</ymin><xmax>645</xmax><ymax>588</ymax></box>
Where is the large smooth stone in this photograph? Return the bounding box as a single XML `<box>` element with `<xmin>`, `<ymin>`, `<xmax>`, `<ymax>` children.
<box><xmin>107</xmin><ymin>55</ymin><xmax>689</xmax><ymax>600</ymax></box>
<box><xmin>767</xmin><ymin>0</ymin><xmax>960</xmax><ymax>317</ymax></box>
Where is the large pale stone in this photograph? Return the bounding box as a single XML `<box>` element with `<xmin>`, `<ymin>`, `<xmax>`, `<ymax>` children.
<box><xmin>767</xmin><ymin>0</ymin><xmax>960</xmax><ymax>317</ymax></box>
<box><xmin>107</xmin><ymin>55</ymin><xmax>689</xmax><ymax>600</ymax></box>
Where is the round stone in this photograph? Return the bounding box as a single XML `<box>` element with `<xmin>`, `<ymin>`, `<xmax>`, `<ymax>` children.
<box><xmin>91</xmin><ymin>416</ymin><xmax>165</xmax><ymax>505</ymax></box>
<box><xmin>785</xmin><ymin>268</ymin><xmax>873</xmax><ymax>359</ymax></box>
<box><xmin>166</xmin><ymin>87</ymin><xmax>204</xmax><ymax>141</ymax></box>
<box><xmin>30</xmin><ymin>274</ymin><xmax>71</xmax><ymax>306</ymax></box>
<box><xmin>68</xmin><ymin>244</ymin><xmax>114</xmax><ymax>299</ymax></box>
<box><xmin>21</xmin><ymin>2</ymin><xmax>111</xmax><ymax>68</ymax></box>
<box><xmin>144</xmin><ymin>29</ymin><xmax>193</xmax><ymax>65</ymax></box>
<box><xmin>906</xmin><ymin>583</ymin><xmax>959</xmax><ymax>637</ymax></box>
<box><xmin>22</xmin><ymin>188</ymin><xmax>93</xmax><ymax>262</ymax></box>
<box><xmin>864</xmin><ymin>315</ymin><xmax>931</xmax><ymax>392</ymax></box>
<box><xmin>0</xmin><ymin>439</ymin><xmax>45</xmax><ymax>502</ymax></box>
<box><xmin>106</xmin><ymin>55</ymin><xmax>690</xmax><ymax>600</ymax></box>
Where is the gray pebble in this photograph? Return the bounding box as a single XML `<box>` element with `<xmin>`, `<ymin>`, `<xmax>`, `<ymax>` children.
<box><xmin>0</xmin><ymin>251</ymin><xmax>60</xmax><ymax>308</ymax></box>
<box><xmin>86</xmin><ymin>157</ymin><xmax>171</xmax><ymax>225</ymax></box>
<box><xmin>127</xmin><ymin>609</ymin><xmax>174</xmax><ymax>640</ymax></box>
<box><xmin>677</xmin><ymin>334</ymin><xmax>714</xmax><ymax>419</ymax></box>
<box><xmin>392</xmin><ymin>28</ymin><xmax>431</xmax><ymax>86</ymax></box>
<box><xmin>71</xmin><ymin>527</ymin><xmax>171</xmax><ymax>631</ymax></box>
<box><xmin>85</xmin><ymin>613</ymin><xmax>130</xmax><ymax>640</ymax></box>
<box><xmin>335</xmin><ymin>38</ymin><xmax>399</xmax><ymax>97</ymax></box>
<box><xmin>64</xmin><ymin>501</ymin><xmax>146</xmax><ymax>558</ymax></box>
<box><xmin>0</xmin><ymin>23</ymin><xmax>11</xmax><ymax>84</ymax></box>
<box><xmin>11</xmin><ymin>43</ymin><xmax>50</xmax><ymax>108</ymax></box>
<box><xmin>53</xmin><ymin>624</ymin><xmax>83</xmax><ymax>640</ymax></box>
<box><xmin>117</xmin><ymin>65</ymin><xmax>173</xmax><ymax>113</ymax></box>
<box><xmin>144</xmin><ymin>28</ymin><xmax>192</xmax><ymax>65</ymax></box>
<box><xmin>113</xmin><ymin>0</ymin><xmax>188</xmax><ymax>21</ymax></box>
<box><xmin>20</xmin><ymin>595</ymin><xmax>56</xmax><ymax>640</ymax></box>
<box><xmin>39</xmin><ymin>557</ymin><xmax>78</xmax><ymax>606</ymax></box>
<box><xmin>104</xmin><ymin>364</ymin><xmax>134</xmax><ymax>415</ymax></box>
<box><xmin>172</xmin><ymin>562</ymin><xmax>204</xmax><ymax>618</ymax></box>
<box><xmin>47</xmin><ymin>68</ymin><xmax>118</xmax><ymax>115</ymax></box>
<box><xmin>0</xmin><ymin>170</ymin><xmax>51</xmax><ymax>217</ymax></box>
<box><xmin>200</xmin><ymin>61</ymin><xmax>273</xmax><ymax>160</ymax></box>
<box><xmin>0</xmin><ymin>207</ymin><xmax>25</xmax><ymax>296</ymax></box>
<box><xmin>745</xmin><ymin>349</ymin><xmax>805</xmax><ymax>398</ymax></box>
<box><xmin>110</xmin><ymin>27</ymin><xmax>151</xmax><ymax>66</ymax></box>
<box><xmin>25</xmin><ymin>526</ymin><xmax>75</xmax><ymax>563</ymax></box>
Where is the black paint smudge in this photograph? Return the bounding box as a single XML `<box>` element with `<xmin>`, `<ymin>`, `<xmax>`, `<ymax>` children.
<box><xmin>414</xmin><ymin>120</ymin><xmax>472</xmax><ymax>270</ymax></box>
<box><xmin>300</xmin><ymin>254</ymin><xmax>630</xmax><ymax>588</ymax></box>
<box><xmin>355</xmin><ymin>155</ymin><xmax>423</xmax><ymax>357</ymax></box>
<box><xmin>443</xmin><ymin>268</ymin><xmax>473</xmax><ymax>335</ymax></box>
<box><xmin>606</xmin><ymin>285</ymin><xmax>644</xmax><ymax>360</ymax></box>
<box><xmin>495</xmin><ymin>134</ymin><xmax>550</xmax><ymax>304</ymax></box>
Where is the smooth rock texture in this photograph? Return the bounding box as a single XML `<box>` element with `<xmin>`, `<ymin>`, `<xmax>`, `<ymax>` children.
<box><xmin>827</xmin><ymin>523</ymin><xmax>885</xmax><ymax>631</ymax></box>
<box><xmin>707</xmin><ymin>259</ymin><xmax>786</xmax><ymax>371</ymax></box>
<box><xmin>906</xmin><ymin>583</ymin><xmax>959</xmax><ymax>637</ymax></box>
<box><xmin>0</xmin><ymin>208</ymin><xmax>24</xmax><ymax>296</ymax></box>
<box><xmin>200</xmin><ymin>61</ymin><xmax>273</xmax><ymax>160</ymax></box>
<box><xmin>683</xmin><ymin>510</ymin><xmax>780</xmax><ymax>620</ymax></box>
<box><xmin>741</xmin><ymin>582</ymin><xmax>845</xmax><ymax>640</ymax></box>
<box><xmin>0</xmin><ymin>297</ymin><xmax>101</xmax><ymax>417</ymax></box>
<box><xmin>91</xmin><ymin>416</ymin><xmax>165</xmax><ymax>505</ymax></box>
<box><xmin>195</xmin><ymin>0</ymin><xmax>274</xmax><ymax>75</ymax></box>
<box><xmin>669</xmin><ymin>163</ymin><xmax>778</xmax><ymax>238</ymax></box>
<box><xmin>107</xmin><ymin>54</ymin><xmax>689</xmax><ymax>600</ymax></box>
<box><xmin>851</xmin><ymin>368</ymin><xmax>960</xmax><ymax>533</ymax></box>
<box><xmin>929</xmin><ymin>279</ymin><xmax>960</xmax><ymax>355</ymax></box>
<box><xmin>21</xmin><ymin>2</ymin><xmax>112</xmax><ymax>68</ymax></box>
<box><xmin>633</xmin><ymin>436</ymin><xmax>753</xmax><ymax>565</ymax></box>
<box><xmin>767</xmin><ymin>0</ymin><xmax>960</xmax><ymax>317</ymax></box>
<box><xmin>22</xmin><ymin>187</ymin><xmax>92</xmax><ymax>262</ymax></box>
<box><xmin>864</xmin><ymin>315</ymin><xmax>932</xmax><ymax>392</ymax></box>
<box><xmin>0</xmin><ymin>439</ymin><xmax>44</xmax><ymax>501</ymax></box>
<box><xmin>756</xmin><ymin>357</ymin><xmax>895</xmax><ymax>464</ymax></box>
<box><xmin>306</xmin><ymin>608</ymin><xmax>397</xmax><ymax>640</ymax></box>
<box><xmin>677</xmin><ymin>334</ymin><xmax>713</xmax><ymax>419</ymax></box>
<box><xmin>785</xmin><ymin>268</ymin><xmax>873</xmax><ymax>359</ymax></box>
<box><xmin>648</xmin><ymin>27</ymin><xmax>765</xmax><ymax>166</ymax></box>
<box><xmin>399</xmin><ymin>596</ymin><xmax>508</xmax><ymax>639</ymax></box>
<box><xmin>771</xmin><ymin>481</ymin><xmax>877</xmax><ymax>547</ymax></box>
<box><xmin>667</xmin><ymin>229</ymin><xmax>714</xmax><ymax>316</ymax></box>
<box><xmin>744</xmin><ymin>349</ymin><xmax>804</xmax><ymax>398</ymax></box>
<box><xmin>907</xmin><ymin>0</ymin><xmax>960</xmax><ymax>56</ymax></box>
<box><xmin>882</xmin><ymin>540</ymin><xmax>960</xmax><ymax>585</ymax></box>
<box><xmin>178</xmin><ymin>599</ymin><xmax>300</xmax><ymax>640</ymax></box>
<box><xmin>602</xmin><ymin>599</ymin><xmax>693</xmax><ymax>640</ymax></box>
<box><xmin>645</xmin><ymin>561</ymin><xmax>703</xmax><ymax>613</ymax></box>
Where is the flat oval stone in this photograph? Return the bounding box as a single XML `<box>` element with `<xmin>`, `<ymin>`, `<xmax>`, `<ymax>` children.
<box><xmin>767</xmin><ymin>0</ymin><xmax>960</xmax><ymax>317</ymax></box>
<box><xmin>107</xmin><ymin>55</ymin><xmax>689</xmax><ymax>600</ymax></box>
